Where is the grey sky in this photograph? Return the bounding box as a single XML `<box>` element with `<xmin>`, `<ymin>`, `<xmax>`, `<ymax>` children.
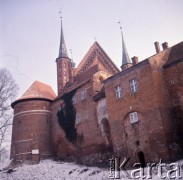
<box><xmin>0</xmin><ymin>0</ymin><xmax>183</xmax><ymax>96</ymax></box>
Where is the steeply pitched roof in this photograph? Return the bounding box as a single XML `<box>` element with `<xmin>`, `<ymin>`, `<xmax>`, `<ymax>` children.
<box><xmin>58</xmin><ymin>20</ymin><xmax>68</xmax><ymax>58</ymax></box>
<box><xmin>18</xmin><ymin>81</ymin><xmax>56</xmax><ymax>101</ymax></box>
<box><xmin>74</xmin><ymin>41</ymin><xmax>120</xmax><ymax>75</ymax></box>
<box><xmin>121</xmin><ymin>30</ymin><xmax>131</xmax><ymax>66</ymax></box>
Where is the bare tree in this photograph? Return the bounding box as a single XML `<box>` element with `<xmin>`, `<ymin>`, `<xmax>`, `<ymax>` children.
<box><xmin>0</xmin><ymin>68</ymin><xmax>19</xmax><ymax>155</ymax></box>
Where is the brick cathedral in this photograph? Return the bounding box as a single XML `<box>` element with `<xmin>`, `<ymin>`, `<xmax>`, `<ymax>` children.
<box><xmin>10</xmin><ymin>19</ymin><xmax>183</xmax><ymax>166</ymax></box>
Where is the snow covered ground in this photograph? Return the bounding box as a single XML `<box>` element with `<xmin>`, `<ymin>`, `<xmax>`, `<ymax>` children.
<box><xmin>0</xmin><ymin>159</ymin><xmax>109</xmax><ymax>180</ymax></box>
<box><xmin>0</xmin><ymin>159</ymin><xmax>183</xmax><ymax>179</ymax></box>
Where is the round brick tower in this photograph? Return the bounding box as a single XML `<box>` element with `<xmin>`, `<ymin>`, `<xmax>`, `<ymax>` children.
<box><xmin>11</xmin><ymin>81</ymin><xmax>56</xmax><ymax>163</ymax></box>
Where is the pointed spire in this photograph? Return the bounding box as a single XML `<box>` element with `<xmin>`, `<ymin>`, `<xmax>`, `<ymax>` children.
<box><xmin>70</xmin><ymin>49</ymin><xmax>75</xmax><ymax>68</ymax></box>
<box><xmin>58</xmin><ymin>14</ymin><xmax>68</xmax><ymax>58</ymax></box>
<box><xmin>121</xmin><ymin>29</ymin><xmax>131</xmax><ymax>65</ymax></box>
<box><xmin>120</xmin><ymin>28</ymin><xmax>131</xmax><ymax>67</ymax></box>
<box><xmin>118</xmin><ymin>22</ymin><xmax>132</xmax><ymax>70</ymax></box>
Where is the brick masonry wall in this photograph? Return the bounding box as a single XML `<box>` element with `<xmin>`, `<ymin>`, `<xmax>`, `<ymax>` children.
<box><xmin>51</xmin><ymin>74</ymin><xmax>113</xmax><ymax>165</ymax></box>
<box><xmin>51</xmin><ymin>99</ymin><xmax>76</xmax><ymax>159</ymax></box>
<box><xmin>11</xmin><ymin>100</ymin><xmax>52</xmax><ymax>161</ymax></box>
<box><xmin>104</xmin><ymin>60</ymin><xmax>171</xmax><ymax>165</ymax></box>
<box><xmin>56</xmin><ymin>57</ymin><xmax>72</xmax><ymax>94</ymax></box>
<box><xmin>148</xmin><ymin>45</ymin><xmax>183</xmax><ymax>161</ymax></box>
<box><xmin>164</xmin><ymin>62</ymin><xmax>183</xmax><ymax>160</ymax></box>
<box><xmin>75</xmin><ymin>82</ymin><xmax>107</xmax><ymax>152</ymax></box>
<box><xmin>10</xmin><ymin>41</ymin><xmax>183</xmax><ymax>166</ymax></box>
<box><xmin>103</xmin><ymin>43</ymin><xmax>183</xmax><ymax>165</ymax></box>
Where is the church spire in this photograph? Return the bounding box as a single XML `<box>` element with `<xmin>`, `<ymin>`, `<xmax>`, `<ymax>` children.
<box><xmin>58</xmin><ymin>16</ymin><xmax>68</xmax><ymax>58</ymax></box>
<box><xmin>56</xmin><ymin>11</ymin><xmax>72</xmax><ymax>94</ymax></box>
<box><xmin>121</xmin><ymin>29</ymin><xmax>131</xmax><ymax>65</ymax></box>
<box><xmin>118</xmin><ymin>22</ymin><xmax>132</xmax><ymax>71</ymax></box>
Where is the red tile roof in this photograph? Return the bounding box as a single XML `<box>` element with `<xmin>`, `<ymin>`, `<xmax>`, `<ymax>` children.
<box><xmin>18</xmin><ymin>80</ymin><xmax>56</xmax><ymax>101</ymax></box>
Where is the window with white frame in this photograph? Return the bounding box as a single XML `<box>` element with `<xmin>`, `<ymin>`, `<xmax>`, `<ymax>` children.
<box><xmin>130</xmin><ymin>79</ymin><xmax>138</xmax><ymax>93</ymax></box>
<box><xmin>129</xmin><ymin>112</ymin><xmax>138</xmax><ymax>124</ymax></box>
<box><xmin>115</xmin><ymin>85</ymin><xmax>122</xmax><ymax>99</ymax></box>
<box><xmin>80</xmin><ymin>89</ymin><xmax>87</xmax><ymax>100</ymax></box>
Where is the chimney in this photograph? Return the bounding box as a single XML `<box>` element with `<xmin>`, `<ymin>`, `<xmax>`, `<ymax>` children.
<box><xmin>162</xmin><ymin>42</ymin><xmax>169</xmax><ymax>50</ymax></box>
<box><xmin>154</xmin><ymin>41</ymin><xmax>160</xmax><ymax>54</ymax></box>
<box><xmin>132</xmin><ymin>56</ymin><xmax>138</xmax><ymax>65</ymax></box>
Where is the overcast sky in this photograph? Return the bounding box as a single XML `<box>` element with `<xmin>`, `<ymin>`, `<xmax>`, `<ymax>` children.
<box><xmin>0</xmin><ymin>0</ymin><xmax>183</xmax><ymax>97</ymax></box>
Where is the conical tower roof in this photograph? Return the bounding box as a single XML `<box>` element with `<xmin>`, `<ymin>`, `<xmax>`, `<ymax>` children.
<box><xmin>12</xmin><ymin>81</ymin><xmax>56</xmax><ymax>108</ymax></box>
<box><xmin>58</xmin><ymin>19</ymin><xmax>68</xmax><ymax>58</ymax></box>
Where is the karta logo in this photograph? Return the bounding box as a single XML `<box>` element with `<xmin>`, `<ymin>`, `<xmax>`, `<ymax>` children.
<box><xmin>109</xmin><ymin>158</ymin><xmax>182</xmax><ymax>179</ymax></box>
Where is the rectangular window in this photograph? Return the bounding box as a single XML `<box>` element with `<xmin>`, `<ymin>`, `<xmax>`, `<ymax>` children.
<box><xmin>115</xmin><ymin>85</ymin><xmax>122</xmax><ymax>99</ymax></box>
<box><xmin>130</xmin><ymin>79</ymin><xmax>138</xmax><ymax>93</ymax></box>
<box><xmin>80</xmin><ymin>89</ymin><xmax>87</xmax><ymax>100</ymax></box>
<box><xmin>129</xmin><ymin>112</ymin><xmax>138</xmax><ymax>124</ymax></box>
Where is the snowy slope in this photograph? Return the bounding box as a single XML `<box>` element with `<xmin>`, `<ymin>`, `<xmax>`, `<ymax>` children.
<box><xmin>0</xmin><ymin>159</ymin><xmax>183</xmax><ymax>180</ymax></box>
<box><xmin>0</xmin><ymin>159</ymin><xmax>109</xmax><ymax>180</ymax></box>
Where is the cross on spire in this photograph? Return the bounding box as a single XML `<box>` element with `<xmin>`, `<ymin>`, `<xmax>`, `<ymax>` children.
<box><xmin>59</xmin><ymin>8</ymin><xmax>62</xmax><ymax>20</ymax></box>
